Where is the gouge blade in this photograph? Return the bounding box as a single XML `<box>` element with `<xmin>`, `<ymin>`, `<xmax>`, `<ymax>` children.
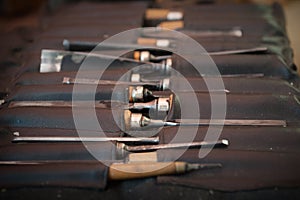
<box><xmin>123</xmin><ymin>139</ymin><xmax>229</xmax><ymax>152</ymax></box>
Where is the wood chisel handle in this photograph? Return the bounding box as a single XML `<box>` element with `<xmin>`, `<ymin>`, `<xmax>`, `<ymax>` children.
<box><xmin>108</xmin><ymin>162</ymin><xmax>187</xmax><ymax>180</ymax></box>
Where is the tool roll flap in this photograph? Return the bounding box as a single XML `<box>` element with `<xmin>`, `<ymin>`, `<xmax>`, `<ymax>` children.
<box><xmin>0</xmin><ymin>161</ymin><xmax>108</xmax><ymax>189</ymax></box>
<box><xmin>171</xmin><ymin>54</ymin><xmax>293</xmax><ymax>79</ymax></box>
<box><xmin>167</xmin><ymin>76</ymin><xmax>299</xmax><ymax>95</ymax></box>
<box><xmin>156</xmin><ymin>149</ymin><xmax>300</xmax><ymax>191</ymax></box>
<box><xmin>5</xmin><ymin>84</ymin><xmax>126</xmax><ymax>101</ymax></box>
<box><xmin>169</xmin><ymin>92</ymin><xmax>300</xmax><ymax>121</ymax></box>
<box><xmin>0</xmin><ymin>106</ymin><xmax>124</xmax><ymax>132</ymax></box>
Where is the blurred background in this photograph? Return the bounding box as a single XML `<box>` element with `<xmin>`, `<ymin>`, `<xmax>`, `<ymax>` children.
<box><xmin>0</xmin><ymin>0</ymin><xmax>299</xmax><ymax>73</ymax></box>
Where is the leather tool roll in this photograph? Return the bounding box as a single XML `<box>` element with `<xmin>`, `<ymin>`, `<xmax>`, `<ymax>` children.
<box><xmin>0</xmin><ymin>0</ymin><xmax>299</xmax><ymax>196</ymax></box>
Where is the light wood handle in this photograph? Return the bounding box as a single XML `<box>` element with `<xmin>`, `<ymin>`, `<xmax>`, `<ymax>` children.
<box><xmin>108</xmin><ymin>162</ymin><xmax>186</xmax><ymax>180</ymax></box>
<box><xmin>158</xmin><ymin>21</ymin><xmax>184</xmax><ymax>30</ymax></box>
<box><xmin>137</xmin><ymin>38</ymin><xmax>157</xmax><ymax>46</ymax></box>
<box><xmin>145</xmin><ymin>9</ymin><xmax>169</xmax><ymax>20</ymax></box>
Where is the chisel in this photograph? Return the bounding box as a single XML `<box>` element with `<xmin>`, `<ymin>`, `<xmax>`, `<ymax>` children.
<box><xmin>40</xmin><ymin>49</ymin><xmax>167</xmax><ymax>73</ymax></box>
<box><xmin>7</xmin><ymin>97</ymin><xmax>171</xmax><ymax>112</ymax></box>
<box><xmin>118</xmin><ymin>139</ymin><xmax>229</xmax><ymax>152</ymax></box>
<box><xmin>125</xmin><ymin>112</ymin><xmax>287</xmax><ymax>130</ymax></box>
<box><xmin>108</xmin><ymin>161</ymin><xmax>222</xmax><ymax>180</ymax></box>
<box><xmin>12</xmin><ymin>136</ymin><xmax>159</xmax><ymax>144</ymax></box>
<box><xmin>63</xmin><ymin>40</ymin><xmax>270</xmax><ymax>57</ymax></box>
<box><xmin>11</xmin><ymin>137</ymin><xmax>228</xmax><ymax>153</ymax></box>
<box><xmin>62</xmin><ymin>76</ymin><xmax>170</xmax><ymax>91</ymax></box>
<box><xmin>0</xmin><ymin>160</ymin><xmax>222</xmax><ymax>185</ymax></box>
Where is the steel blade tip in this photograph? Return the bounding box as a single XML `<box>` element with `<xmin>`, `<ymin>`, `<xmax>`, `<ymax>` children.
<box><xmin>233</xmin><ymin>29</ymin><xmax>243</xmax><ymax>37</ymax></box>
<box><xmin>63</xmin><ymin>39</ymin><xmax>70</xmax><ymax>49</ymax></box>
<box><xmin>221</xmin><ymin>139</ymin><xmax>229</xmax><ymax>146</ymax></box>
<box><xmin>187</xmin><ymin>163</ymin><xmax>222</xmax><ymax>171</ymax></box>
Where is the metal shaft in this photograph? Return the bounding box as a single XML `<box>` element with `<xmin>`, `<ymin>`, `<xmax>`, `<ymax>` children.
<box><xmin>7</xmin><ymin>100</ymin><xmax>163</xmax><ymax>111</ymax></box>
<box><xmin>180</xmin><ymin>29</ymin><xmax>243</xmax><ymax>37</ymax></box>
<box><xmin>142</xmin><ymin>27</ymin><xmax>243</xmax><ymax>38</ymax></box>
<box><xmin>185</xmin><ymin>163</ymin><xmax>222</xmax><ymax>171</ymax></box>
<box><xmin>12</xmin><ymin>136</ymin><xmax>159</xmax><ymax>144</ymax></box>
<box><xmin>62</xmin><ymin>77</ymin><xmax>161</xmax><ymax>87</ymax></box>
<box><xmin>208</xmin><ymin>47</ymin><xmax>268</xmax><ymax>56</ymax></box>
<box><xmin>123</xmin><ymin>139</ymin><xmax>229</xmax><ymax>152</ymax></box>
<box><xmin>144</xmin><ymin>118</ymin><xmax>286</xmax><ymax>127</ymax></box>
<box><xmin>63</xmin><ymin>39</ymin><xmax>162</xmax><ymax>51</ymax></box>
<box><xmin>174</xmin><ymin>119</ymin><xmax>287</xmax><ymax>127</ymax></box>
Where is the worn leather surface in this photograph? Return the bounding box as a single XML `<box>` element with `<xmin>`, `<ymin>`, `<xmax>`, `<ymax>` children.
<box><xmin>0</xmin><ymin>0</ymin><xmax>300</xmax><ymax>199</ymax></box>
<box><xmin>0</xmin><ymin>161</ymin><xmax>108</xmax><ymax>189</ymax></box>
<box><xmin>172</xmin><ymin>54</ymin><xmax>293</xmax><ymax>78</ymax></box>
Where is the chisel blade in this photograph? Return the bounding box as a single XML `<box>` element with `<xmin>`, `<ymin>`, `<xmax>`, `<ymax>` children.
<box><xmin>12</xmin><ymin>136</ymin><xmax>159</xmax><ymax>144</ymax></box>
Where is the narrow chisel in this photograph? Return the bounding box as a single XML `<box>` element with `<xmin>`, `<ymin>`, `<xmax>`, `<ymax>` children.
<box><xmin>12</xmin><ymin>136</ymin><xmax>159</xmax><ymax>144</ymax></box>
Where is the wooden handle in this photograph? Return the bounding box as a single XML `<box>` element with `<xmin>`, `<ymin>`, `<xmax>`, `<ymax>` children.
<box><xmin>108</xmin><ymin>162</ymin><xmax>186</xmax><ymax>180</ymax></box>
<box><xmin>137</xmin><ymin>38</ymin><xmax>157</xmax><ymax>46</ymax></box>
<box><xmin>145</xmin><ymin>9</ymin><xmax>169</xmax><ymax>20</ymax></box>
<box><xmin>158</xmin><ymin>21</ymin><xmax>184</xmax><ymax>30</ymax></box>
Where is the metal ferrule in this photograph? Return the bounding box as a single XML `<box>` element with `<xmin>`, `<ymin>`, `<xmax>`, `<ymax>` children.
<box><xmin>131</xmin><ymin>99</ymin><xmax>157</xmax><ymax>110</ymax></box>
<box><xmin>156</xmin><ymin>39</ymin><xmax>170</xmax><ymax>47</ymax></box>
<box><xmin>131</xmin><ymin>74</ymin><xmax>170</xmax><ymax>91</ymax></box>
<box><xmin>116</xmin><ymin>142</ymin><xmax>126</xmax><ymax>158</ymax></box>
<box><xmin>129</xmin><ymin>113</ymin><xmax>166</xmax><ymax>129</ymax></box>
<box><xmin>157</xmin><ymin>97</ymin><xmax>169</xmax><ymax>112</ymax></box>
<box><xmin>130</xmin><ymin>86</ymin><xmax>145</xmax><ymax>102</ymax></box>
<box><xmin>130</xmin><ymin>113</ymin><xmax>144</xmax><ymax>128</ymax></box>
<box><xmin>165</xmin><ymin>58</ymin><xmax>172</xmax><ymax>68</ymax></box>
<box><xmin>130</xmin><ymin>74</ymin><xmax>141</xmax><ymax>82</ymax></box>
<box><xmin>129</xmin><ymin>85</ymin><xmax>154</xmax><ymax>103</ymax></box>
<box><xmin>129</xmin><ymin>113</ymin><xmax>156</xmax><ymax>129</ymax></box>
<box><xmin>166</xmin><ymin>11</ymin><xmax>183</xmax><ymax>20</ymax></box>
<box><xmin>140</xmin><ymin>51</ymin><xmax>151</xmax><ymax>62</ymax></box>
<box><xmin>130</xmin><ymin>97</ymin><xmax>170</xmax><ymax>112</ymax></box>
<box><xmin>140</xmin><ymin>116</ymin><xmax>151</xmax><ymax>127</ymax></box>
<box><xmin>161</xmin><ymin>58</ymin><xmax>172</xmax><ymax>74</ymax></box>
<box><xmin>162</xmin><ymin>78</ymin><xmax>170</xmax><ymax>90</ymax></box>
